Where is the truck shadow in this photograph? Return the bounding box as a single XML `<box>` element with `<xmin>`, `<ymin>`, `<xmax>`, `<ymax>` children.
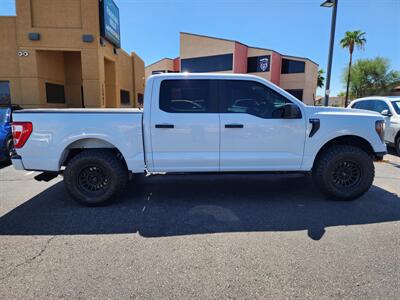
<box><xmin>0</xmin><ymin>173</ymin><xmax>399</xmax><ymax>240</ymax></box>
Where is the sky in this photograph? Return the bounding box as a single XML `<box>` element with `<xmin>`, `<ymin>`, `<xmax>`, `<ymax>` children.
<box><xmin>1</xmin><ymin>0</ymin><xmax>399</xmax><ymax>96</ymax></box>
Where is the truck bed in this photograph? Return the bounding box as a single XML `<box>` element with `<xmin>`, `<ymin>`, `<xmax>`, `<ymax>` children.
<box><xmin>12</xmin><ymin>109</ymin><xmax>145</xmax><ymax>172</ymax></box>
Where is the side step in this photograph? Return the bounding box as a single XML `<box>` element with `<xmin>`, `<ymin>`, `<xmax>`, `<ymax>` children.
<box><xmin>34</xmin><ymin>172</ymin><xmax>59</xmax><ymax>182</ymax></box>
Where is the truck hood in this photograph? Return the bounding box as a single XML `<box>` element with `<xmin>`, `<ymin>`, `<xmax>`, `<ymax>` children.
<box><xmin>304</xmin><ymin>106</ymin><xmax>383</xmax><ymax>119</ymax></box>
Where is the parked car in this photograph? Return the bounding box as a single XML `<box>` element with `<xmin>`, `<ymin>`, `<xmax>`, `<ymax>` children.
<box><xmin>348</xmin><ymin>96</ymin><xmax>400</xmax><ymax>155</ymax></box>
<box><xmin>11</xmin><ymin>74</ymin><xmax>386</xmax><ymax>206</ymax></box>
<box><xmin>0</xmin><ymin>107</ymin><xmax>13</xmax><ymax>163</ymax></box>
<box><xmin>0</xmin><ymin>105</ymin><xmax>23</xmax><ymax>163</ymax></box>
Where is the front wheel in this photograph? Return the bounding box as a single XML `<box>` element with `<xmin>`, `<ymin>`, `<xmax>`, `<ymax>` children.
<box><xmin>312</xmin><ymin>145</ymin><xmax>375</xmax><ymax>200</ymax></box>
<box><xmin>395</xmin><ymin>137</ymin><xmax>400</xmax><ymax>156</ymax></box>
<box><xmin>0</xmin><ymin>138</ymin><xmax>13</xmax><ymax>163</ymax></box>
<box><xmin>64</xmin><ymin>150</ymin><xmax>128</xmax><ymax>206</ymax></box>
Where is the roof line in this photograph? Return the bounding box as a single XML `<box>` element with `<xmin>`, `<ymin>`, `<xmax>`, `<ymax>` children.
<box><xmin>180</xmin><ymin>31</ymin><xmax>248</xmax><ymax>47</ymax></box>
<box><xmin>180</xmin><ymin>32</ymin><xmax>318</xmax><ymax>66</ymax></box>
<box><xmin>145</xmin><ymin>57</ymin><xmax>174</xmax><ymax>68</ymax></box>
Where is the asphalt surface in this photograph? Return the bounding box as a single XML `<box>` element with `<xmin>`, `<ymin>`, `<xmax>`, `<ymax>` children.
<box><xmin>0</xmin><ymin>152</ymin><xmax>399</xmax><ymax>299</ymax></box>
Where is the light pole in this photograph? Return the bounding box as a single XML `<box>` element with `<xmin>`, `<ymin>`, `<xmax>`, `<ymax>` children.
<box><xmin>321</xmin><ymin>0</ymin><xmax>338</xmax><ymax>107</ymax></box>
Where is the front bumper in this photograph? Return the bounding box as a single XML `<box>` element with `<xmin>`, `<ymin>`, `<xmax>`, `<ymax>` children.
<box><xmin>11</xmin><ymin>155</ymin><xmax>25</xmax><ymax>170</ymax></box>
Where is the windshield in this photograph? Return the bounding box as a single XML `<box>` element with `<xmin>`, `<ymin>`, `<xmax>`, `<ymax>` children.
<box><xmin>392</xmin><ymin>101</ymin><xmax>400</xmax><ymax>114</ymax></box>
<box><xmin>0</xmin><ymin>108</ymin><xmax>9</xmax><ymax>125</ymax></box>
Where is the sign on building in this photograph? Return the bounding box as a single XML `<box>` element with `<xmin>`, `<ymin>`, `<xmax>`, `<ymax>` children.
<box><xmin>247</xmin><ymin>55</ymin><xmax>271</xmax><ymax>73</ymax></box>
<box><xmin>99</xmin><ymin>0</ymin><xmax>121</xmax><ymax>48</ymax></box>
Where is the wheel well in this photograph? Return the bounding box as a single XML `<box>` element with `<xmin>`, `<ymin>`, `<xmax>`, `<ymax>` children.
<box><xmin>60</xmin><ymin>138</ymin><xmax>128</xmax><ymax>169</ymax></box>
<box><xmin>313</xmin><ymin>135</ymin><xmax>375</xmax><ymax>168</ymax></box>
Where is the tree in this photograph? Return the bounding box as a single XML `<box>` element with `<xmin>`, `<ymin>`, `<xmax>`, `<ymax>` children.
<box><xmin>340</xmin><ymin>30</ymin><xmax>366</xmax><ymax>106</ymax></box>
<box><xmin>341</xmin><ymin>57</ymin><xmax>400</xmax><ymax>98</ymax></box>
<box><xmin>317</xmin><ymin>69</ymin><xmax>325</xmax><ymax>89</ymax></box>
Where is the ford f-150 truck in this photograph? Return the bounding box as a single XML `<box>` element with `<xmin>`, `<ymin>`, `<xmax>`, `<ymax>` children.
<box><xmin>11</xmin><ymin>74</ymin><xmax>386</xmax><ymax>206</ymax></box>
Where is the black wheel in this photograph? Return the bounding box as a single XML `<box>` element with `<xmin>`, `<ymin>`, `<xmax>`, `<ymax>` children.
<box><xmin>396</xmin><ymin>137</ymin><xmax>400</xmax><ymax>156</ymax></box>
<box><xmin>64</xmin><ymin>150</ymin><xmax>128</xmax><ymax>206</ymax></box>
<box><xmin>0</xmin><ymin>138</ymin><xmax>13</xmax><ymax>163</ymax></box>
<box><xmin>312</xmin><ymin>145</ymin><xmax>374</xmax><ymax>200</ymax></box>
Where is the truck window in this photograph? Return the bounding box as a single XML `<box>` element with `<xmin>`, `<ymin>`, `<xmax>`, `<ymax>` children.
<box><xmin>372</xmin><ymin>100</ymin><xmax>390</xmax><ymax>114</ymax></box>
<box><xmin>355</xmin><ymin>100</ymin><xmax>374</xmax><ymax>111</ymax></box>
<box><xmin>220</xmin><ymin>80</ymin><xmax>292</xmax><ymax>119</ymax></box>
<box><xmin>159</xmin><ymin>80</ymin><xmax>217</xmax><ymax>113</ymax></box>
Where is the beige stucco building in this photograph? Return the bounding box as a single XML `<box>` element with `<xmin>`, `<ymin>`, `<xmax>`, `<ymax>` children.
<box><xmin>0</xmin><ymin>0</ymin><xmax>145</xmax><ymax>108</ymax></box>
<box><xmin>146</xmin><ymin>32</ymin><xmax>318</xmax><ymax>105</ymax></box>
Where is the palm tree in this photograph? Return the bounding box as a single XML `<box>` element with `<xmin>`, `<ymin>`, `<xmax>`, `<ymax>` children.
<box><xmin>340</xmin><ymin>30</ymin><xmax>366</xmax><ymax>106</ymax></box>
<box><xmin>317</xmin><ymin>69</ymin><xmax>325</xmax><ymax>89</ymax></box>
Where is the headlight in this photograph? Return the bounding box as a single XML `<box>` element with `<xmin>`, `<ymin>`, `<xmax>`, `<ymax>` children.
<box><xmin>375</xmin><ymin>120</ymin><xmax>385</xmax><ymax>142</ymax></box>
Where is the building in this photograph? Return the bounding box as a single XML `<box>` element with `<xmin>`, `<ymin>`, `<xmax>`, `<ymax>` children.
<box><xmin>0</xmin><ymin>0</ymin><xmax>145</xmax><ymax>108</ymax></box>
<box><xmin>145</xmin><ymin>32</ymin><xmax>318</xmax><ymax>105</ymax></box>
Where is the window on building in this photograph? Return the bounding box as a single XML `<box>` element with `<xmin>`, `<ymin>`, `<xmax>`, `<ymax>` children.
<box><xmin>0</xmin><ymin>81</ymin><xmax>11</xmax><ymax>105</ymax></box>
<box><xmin>247</xmin><ymin>55</ymin><xmax>271</xmax><ymax>73</ymax></box>
<box><xmin>137</xmin><ymin>93</ymin><xmax>144</xmax><ymax>106</ymax></box>
<box><xmin>281</xmin><ymin>59</ymin><xmax>305</xmax><ymax>74</ymax></box>
<box><xmin>159</xmin><ymin>79</ymin><xmax>217</xmax><ymax>113</ymax></box>
<box><xmin>120</xmin><ymin>90</ymin><xmax>130</xmax><ymax>104</ymax></box>
<box><xmin>285</xmin><ymin>89</ymin><xmax>303</xmax><ymax>101</ymax></box>
<box><xmin>220</xmin><ymin>80</ymin><xmax>292</xmax><ymax>119</ymax></box>
<box><xmin>45</xmin><ymin>83</ymin><xmax>65</xmax><ymax>104</ymax></box>
<box><xmin>181</xmin><ymin>54</ymin><xmax>233</xmax><ymax>73</ymax></box>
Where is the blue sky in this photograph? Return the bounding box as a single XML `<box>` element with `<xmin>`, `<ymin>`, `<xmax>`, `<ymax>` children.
<box><xmin>1</xmin><ymin>0</ymin><xmax>399</xmax><ymax>96</ymax></box>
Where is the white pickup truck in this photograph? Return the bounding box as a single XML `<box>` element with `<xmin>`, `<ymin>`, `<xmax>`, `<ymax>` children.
<box><xmin>11</xmin><ymin>74</ymin><xmax>386</xmax><ymax>206</ymax></box>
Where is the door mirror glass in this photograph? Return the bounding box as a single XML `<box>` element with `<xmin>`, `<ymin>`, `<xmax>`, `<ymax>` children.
<box><xmin>381</xmin><ymin>109</ymin><xmax>392</xmax><ymax>117</ymax></box>
<box><xmin>283</xmin><ymin>103</ymin><xmax>302</xmax><ymax>119</ymax></box>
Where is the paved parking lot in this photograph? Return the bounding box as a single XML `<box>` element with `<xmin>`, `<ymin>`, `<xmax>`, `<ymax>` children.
<box><xmin>0</xmin><ymin>152</ymin><xmax>399</xmax><ymax>299</ymax></box>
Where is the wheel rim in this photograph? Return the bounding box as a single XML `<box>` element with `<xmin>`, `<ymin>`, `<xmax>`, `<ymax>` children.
<box><xmin>77</xmin><ymin>165</ymin><xmax>110</xmax><ymax>194</ymax></box>
<box><xmin>331</xmin><ymin>160</ymin><xmax>361</xmax><ymax>189</ymax></box>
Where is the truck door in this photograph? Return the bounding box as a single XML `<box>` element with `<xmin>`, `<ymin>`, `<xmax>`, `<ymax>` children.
<box><xmin>218</xmin><ymin>79</ymin><xmax>306</xmax><ymax>171</ymax></box>
<box><xmin>149</xmin><ymin>79</ymin><xmax>220</xmax><ymax>172</ymax></box>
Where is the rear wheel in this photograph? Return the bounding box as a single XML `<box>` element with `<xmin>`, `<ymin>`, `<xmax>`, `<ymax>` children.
<box><xmin>396</xmin><ymin>136</ymin><xmax>400</xmax><ymax>156</ymax></box>
<box><xmin>64</xmin><ymin>150</ymin><xmax>128</xmax><ymax>206</ymax></box>
<box><xmin>312</xmin><ymin>145</ymin><xmax>374</xmax><ymax>200</ymax></box>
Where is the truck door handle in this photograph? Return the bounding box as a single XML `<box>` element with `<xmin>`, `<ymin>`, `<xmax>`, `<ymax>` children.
<box><xmin>225</xmin><ymin>124</ymin><xmax>244</xmax><ymax>128</ymax></box>
<box><xmin>155</xmin><ymin>124</ymin><xmax>174</xmax><ymax>129</ymax></box>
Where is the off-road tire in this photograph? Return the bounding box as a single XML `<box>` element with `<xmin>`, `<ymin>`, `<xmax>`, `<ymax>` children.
<box><xmin>312</xmin><ymin>145</ymin><xmax>374</xmax><ymax>200</ymax></box>
<box><xmin>64</xmin><ymin>150</ymin><xmax>128</xmax><ymax>206</ymax></box>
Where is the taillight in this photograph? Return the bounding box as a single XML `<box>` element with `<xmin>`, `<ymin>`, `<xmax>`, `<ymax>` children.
<box><xmin>375</xmin><ymin>120</ymin><xmax>385</xmax><ymax>143</ymax></box>
<box><xmin>12</xmin><ymin>122</ymin><xmax>33</xmax><ymax>148</ymax></box>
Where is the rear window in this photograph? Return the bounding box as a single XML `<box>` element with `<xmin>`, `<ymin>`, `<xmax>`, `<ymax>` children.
<box><xmin>159</xmin><ymin>80</ymin><xmax>217</xmax><ymax>113</ymax></box>
<box><xmin>351</xmin><ymin>100</ymin><xmax>374</xmax><ymax>111</ymax></box>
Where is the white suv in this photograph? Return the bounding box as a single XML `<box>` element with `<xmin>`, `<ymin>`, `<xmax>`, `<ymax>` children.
<box><xmin>349</xmin><ymin>96</ymin><xmax>400</xmax><ymax>155</ymax></box>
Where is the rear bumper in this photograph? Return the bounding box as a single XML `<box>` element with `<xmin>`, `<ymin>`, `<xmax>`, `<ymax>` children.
<box><xmin>11</xmin><ymin>155</ymin><xmax>25</xmax><ymax>170</ymax></box>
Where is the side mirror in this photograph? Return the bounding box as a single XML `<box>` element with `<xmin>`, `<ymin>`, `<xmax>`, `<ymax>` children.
<box><xmin>381</xmin><ymin>109</ymin><xmax>392</xmax><ymax>117</ymax></box>
<box><xmin>283</xmin><ymin>103</ymin><xmax>302</xmax><ymax>119</ymax></box>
